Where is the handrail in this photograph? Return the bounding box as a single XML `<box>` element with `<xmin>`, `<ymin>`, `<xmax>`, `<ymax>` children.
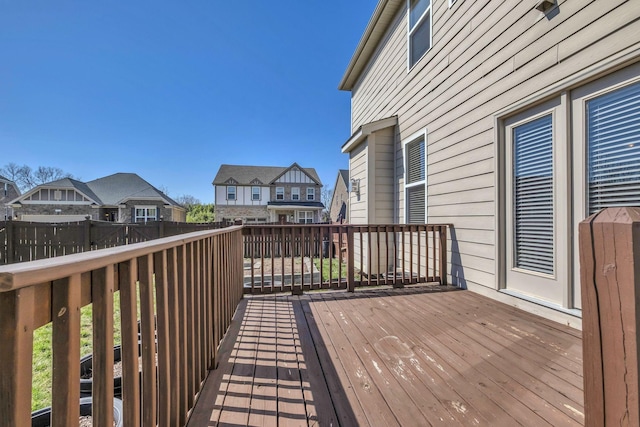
<box><xmin>0</xmin><ymin>227</ymin><xmax>242</xmax><ymax>292</ymax></box>
<box><xmin>0</xmin><ymin>226</ymin><xmax>245</xmax><ymax>427</ymax></box>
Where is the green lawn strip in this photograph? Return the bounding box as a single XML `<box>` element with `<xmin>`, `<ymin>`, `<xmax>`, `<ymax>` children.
<box><xmin>31</xmin><ymin>291</ymin><xmax>122</xmax><ymax>411</ymax></box>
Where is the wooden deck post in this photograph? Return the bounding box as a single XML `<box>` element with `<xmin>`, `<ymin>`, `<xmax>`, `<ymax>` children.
<box><xmin>347</xmin><ymin>226</ymin><xmax>355</xmax><ymax>292</ymax></box>
<box><xmin>579</xmin><ymin>207</ymin><xmax>640</xmax><ymax>427</ymax></box>
<box><xmin>439</xmin><ymin>225</ymin><xmax>448</xmax><ymax>286</ymax></box>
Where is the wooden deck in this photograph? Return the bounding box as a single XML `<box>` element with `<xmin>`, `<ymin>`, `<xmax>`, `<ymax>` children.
<box><xmin>188</xmin><ymin>285</ymin><xmax>584</xmax><ymax>426</ymax></box>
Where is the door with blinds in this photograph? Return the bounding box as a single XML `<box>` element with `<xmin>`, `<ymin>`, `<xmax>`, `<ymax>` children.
<box><xmin>572</xmin><ymin>66</ymin><xmax>640</xmax><ymax>309</ymax></box>
<box><xmin>504</xmin><ymin>99</ymin><xmax>569</xmax><ymax>306</ymax></box>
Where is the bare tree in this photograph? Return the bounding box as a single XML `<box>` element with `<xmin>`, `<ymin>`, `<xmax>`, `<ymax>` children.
<box><xmin>175</xmin><ymin>194</ymin><xmax>201</xmax><ymax>208</ymax></box>
<box><xmin>321</xmin><ymin>187</ymin><xmax>333</xmax><ymax>222</ymax></box>
<box><xmin>1</xmin><ymin>163</ymin><xmax>76</xmax><ymax>192</ymax></box>
<box><xmin>0</xmin><ymin>162</ymin><xmax>23</xmax><ymax>182</ymax></box>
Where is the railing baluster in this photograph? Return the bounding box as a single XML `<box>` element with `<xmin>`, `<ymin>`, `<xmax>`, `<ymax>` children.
<box><xmin>51</xmin><ymin>274</ymin><xmax>81</xmax><ymax>427</ymax></box>
<box><xmin>92</xmin><ymin>266</ymin><xmax>115</xmax><ymax>427</ymax></box>
<box><xmin>154</xmin><ymin>250</ymin><xmax>171</xmax><ymax>426</ymax></box>
<box><xmin>119</xmin><ymin>259</ymin><xmax>141</xmax><ymax>427</ymax></box>
<box><xmin>166</xmin><ymin>247</ymin><xmax>181</xmax><ymax>425</ymax></box>
<box><xmin>138</xmin><ymin>253</ymin><xmax>157</xmax><ymax>427</ymax></box>
<box><xmin>0</xmin><ymin>287</ymin><xmax>34</xmax><ymax>426</ymax></box>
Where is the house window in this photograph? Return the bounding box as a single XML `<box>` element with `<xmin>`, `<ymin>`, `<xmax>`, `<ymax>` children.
<box><xmin>449</xmin><ymin>0</ymin><xmax>458</xmax><ymax>6</ymax></box>
<box><xmin>404</xmin><ymin>132</ymin><xmax>426</xmax><ymax>223</ymax></box>
<box><xmin>408</xmin><ymin>0</ymin><xmax>431</xmax><ymax>68</ymax></box>
<box><xmin>227</xmin><ymin>186</ymin><xmax>236</xmax><ymax>201</ymax></box>
<box><xmin>251</xmin><ymin>186</ymin><xmax>260</xmax><ymax>201</ymax></box>
<box><xmin>276</xmin><ymin>187</ymin><xmax>284</xmax><ymax>200</ymax></box>
<box><xmin>512</xmin><ymin>115</ymin><xmax>555</xmax><ymax>275</ymax></box>
<box><xmin>306</xmin><ymin>188</ymin><xmax>315</xmax><ymax>201</ymax></box>
<box><xmin>586</xmin><ymin>80</ymin><xmax>640</xmax><ymax>214</ymax></box>
<box><xmin>292</xmin><ymin>187</ymin><xmax>300</xmax><ymax>200</ymax></box>
<box><xmin>135</xmin><ymin>206</ymin><xmax>157</xmax><ymax>223</ymax></box>
<box><xmin>298</xmin><ymin>211</ymin><xmax>314</xmax><ymax>224</ymax></box>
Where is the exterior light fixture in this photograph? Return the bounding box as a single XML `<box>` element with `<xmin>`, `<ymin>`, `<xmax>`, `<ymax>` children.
<box><xmin>535</xmin><ymin>0</ymin><xmax>556</xmax><ymax>13</ymax></box>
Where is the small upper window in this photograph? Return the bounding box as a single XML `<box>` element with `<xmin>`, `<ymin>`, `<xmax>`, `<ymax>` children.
<box><xmin>292</xmin><ymin>187</ymin><xmax>300</xmax><ymax>200</ymax></box>
<box><xmin>276</xmin><ymin>187</ymin><xmax>284</xmax><ymax>200</ymax></box>
<box><xmin>408</xmin><ymin>0</ymin><xmax>432</xmax><ymax>68</ymax></box>
<box><xmin>449</xmin><ymin>0</ymin><xmax>457</xmax><ymax>6</ymax></box>
<box><xmin>227</xmin><ymin>186</ymin><xmax>236</xmax><ymax>201</ymax></box>
<box><xmin>307</xmin><ymin>188</ymin><xmax>315</xmax><ymax>201</ymax></box>
<box><xmin>251</xmin><ymin>186</ymin><xmax>260</xmax><ymax>201</ymax></box>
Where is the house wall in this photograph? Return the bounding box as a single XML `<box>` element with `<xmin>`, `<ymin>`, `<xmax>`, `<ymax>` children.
<box><xmin>349</xmin><ymin>141</ymin><xmax>368</xmax><ymax>225</ymax></box>
<box><xmin>13</xmin><ymin>203</ymin><xmax>95</xmax><ymax>220</ymax></box>
<box><xmin>215</xmin><ymin>205</ymin><xmax>270</xmax><ymax>222</ymax></box>
<box><xmin>215</xmin><ymin>186</ymin><xmax>270</xmax><ymax>205</ymax></box>
<box><xmin>269</xmin><ymin>184</ymin><xmax>321</xmax><ymax>202</ymax></box>
<box><xmin>346</xmin><ymin>0</ymin><xmax>640</xmax><ymax>324</ymax></box>
<box><xmin>329</xmin><ymin>176</ymin><xmax>349</xmax><ymax>223</ymax></box>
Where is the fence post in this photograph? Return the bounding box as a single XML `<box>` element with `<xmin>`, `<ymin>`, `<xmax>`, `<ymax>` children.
<box><xmin>579</xmin><ymin>207</ymin><xmax>640</xmax><ymax>427</ymax></box>
<box><xmin>83</xmin><ymin>218</ymin><xmax>91</xmax><ymax>251</ymax></box>
<box><xmin>159</xmin><ymin>218</ymin><xmax>165</xmax><ymax>238</ymax></box>
<box><xmin>347</xmin><ymin>226</ymin><xmax>355</xmax><ymax>292</ymax></box>
<box><xmin>6</xmin><ymin>219</ymin><xmax>14</xmax><ymax>264</ymax></box>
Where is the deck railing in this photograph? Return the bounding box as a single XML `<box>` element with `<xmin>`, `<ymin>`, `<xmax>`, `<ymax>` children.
<box><xmin>0</xmin><ymin>226</ymin><xmax>244</xmax><ymax>427</ymax></box>
<box><xmin>0</xmin><ymin>222</ymin><xmax>447</xmax><ymax>426</ymax></box>
<box><xmin>242</xmin><ymin>223</ymin><xmax>449</xmax><ymax>294</ymax></box>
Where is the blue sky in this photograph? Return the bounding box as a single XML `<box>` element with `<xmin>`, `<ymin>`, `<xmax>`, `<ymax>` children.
<box><xmin>0</xmin><ymin>1</ymin><xmax>375</xmax><ymax>203</ymax></box>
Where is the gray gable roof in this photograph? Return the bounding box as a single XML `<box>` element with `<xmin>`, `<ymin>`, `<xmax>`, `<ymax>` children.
<box><xmin>86</xmin><ymin>173</ymin><xmax>179</xmax><ymax>206</ymax></box>
<box><xmin>213</xmin><ymin>164</ymin><xmax>322</xmax><ymax>186</ymax></box>
<box><xmin>11</xmin><ymin>173</ymin><xmax>182</xmax><ymax>207</ymax></box>
<box><xmin>339</xmin><ymin>169</ymin><xmax>349</xmax><ymax>186</ymax></box>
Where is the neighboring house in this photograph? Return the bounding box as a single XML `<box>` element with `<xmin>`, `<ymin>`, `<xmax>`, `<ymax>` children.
<box><xmin>213</xmin><ymin>163</ymin><xmax>324</xmax><ymax>224</ymax></box>
<box><xmin>9</xmin><ymin>173</ymin><xmax>186</xmax><ymax>223</ymax></box>
<box><xmin>329</xmin><ymin>170</ymin><xmax>349</xmax><ymax>223</ymax></box>
<box><xmin>339</xmin><ymin>0</ymin><xmax>640</xmax><ymax>326</ymax></box>
<box><xmin>0</xmin><ymin>175</ymin><xmax>21</xmax><ymax>220</ymax></box>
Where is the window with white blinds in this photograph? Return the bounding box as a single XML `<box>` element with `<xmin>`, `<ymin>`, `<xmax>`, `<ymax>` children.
<box><xmin>405</xmin><ymin>136</ymin><xmax>426</xmax><ymax>223</ymax></box>
<box><xmin>513</xmin><ymin>115</ymin><xmax>555</xmax><ymax>275</ymax></box>
<box><xmin>587</xmin><ymin>81</ymin><xmax>640</xmax><ymax>214</ymax></box>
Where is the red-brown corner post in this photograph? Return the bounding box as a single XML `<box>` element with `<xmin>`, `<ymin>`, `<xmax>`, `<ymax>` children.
<box><xmin>579</xmin><ymin>206</ymin><xmax>640</xmax><ymax>427</ymax></box>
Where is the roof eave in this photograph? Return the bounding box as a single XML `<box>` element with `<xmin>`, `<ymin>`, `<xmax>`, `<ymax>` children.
<box><xmin>338</xmin><ymin>0</ymin><xmax>404</xmax><ymax>92</ymax></box>
<box><xmin>341</xmin><ymin>116</ymin><xmax>398</xmax><ymax>153</ymax></box>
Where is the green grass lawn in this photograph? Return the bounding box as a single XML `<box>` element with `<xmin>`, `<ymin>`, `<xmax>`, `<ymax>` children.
<box><xmin>313</xmin><ymin>258</ymin><xmax>362</xmax><ymax>282</ymax></box>
<box><xmin>31</xmin><ymin>291</ymin><xmax>122</xmax><ymax>411</ymax></box>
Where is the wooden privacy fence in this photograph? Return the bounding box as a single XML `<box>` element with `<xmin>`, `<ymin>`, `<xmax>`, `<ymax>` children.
<box><xmin>0</xmin><ymin>219</ymin><xmax>231</xmax><ymax>265</ymax></box>
<box><xmin>0</xmin><ymin>226</ymin><xmax>244</xmax><ymax>427</ymax></box>
<box><xmin>242</xmin><ymin>223</ymin><xmax>448</xmax><ymax>294</ymax></box>
<box><xmin>579</xmin><ymin>207</ymin><xmax>640</xmax><ymax>427</ymax></box>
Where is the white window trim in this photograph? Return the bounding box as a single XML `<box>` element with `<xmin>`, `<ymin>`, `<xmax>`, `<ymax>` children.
<box><xmin>251</xmin><ymin>186</ymin><xmax>260</xmax><ymax>201</ymax></box>
<box><xmin>407</xmin><ymin>0</ymin><xmax>433</xmax><ymax>71</ymax></box>
<box><xmin>306</xmin><ymin>187</ymin><xmax>315</xmax><ymax>201</ymax></box>
<box><xmin>292</xmin><ymin>187</ymin><xmax>300</xmax><ymax>201</ymax></box>
<box><xmin>402</xmin><ymin>128</ymin><xmax>427</xmax><ymax>224</ymax></box>
<box><xmin>297</xmin><ymin>211</ymin><xmax>314</xmax><ymax>224</ymax></box>
<box><xmin>276</xmin><ymin>187</ymin><xmax>284</xmax><ymax>200</ymax></box>
<box><xmin>227</xmin><ymin>186</ymin><xmax>236</xmax><ymax>201</ymax></box>
<box><xmin>135</xmin><ymin>205</ymin><xmax>158</xmax><ymax>223</ymax></box>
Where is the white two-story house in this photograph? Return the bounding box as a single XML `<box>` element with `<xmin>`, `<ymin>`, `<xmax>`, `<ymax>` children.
<box><xmin>213</xmin><ymin>163</ymin><xmax>324</xmax><ymax>224</ymax></box>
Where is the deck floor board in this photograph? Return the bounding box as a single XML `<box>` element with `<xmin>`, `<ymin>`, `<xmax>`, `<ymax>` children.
<box><xmin>188</xmin><ymin>285</ymin><xmax>584</xmax><ymax>426</ymax></box>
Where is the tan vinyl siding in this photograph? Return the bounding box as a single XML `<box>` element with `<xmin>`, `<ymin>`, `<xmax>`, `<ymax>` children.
<box><xmin>348</xmin><ymin>0</ymin><xmax>640</xmax><ymax>291</ymax></box>
<box><xmin>369</xmin><ymin>127</ymin><xmax>395</xmax><ymax>224</ymax></box>
<box><xmin>349</xmin><ymin>141</ymin><xmax>368</xmax><ymax>225</ymax></box>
